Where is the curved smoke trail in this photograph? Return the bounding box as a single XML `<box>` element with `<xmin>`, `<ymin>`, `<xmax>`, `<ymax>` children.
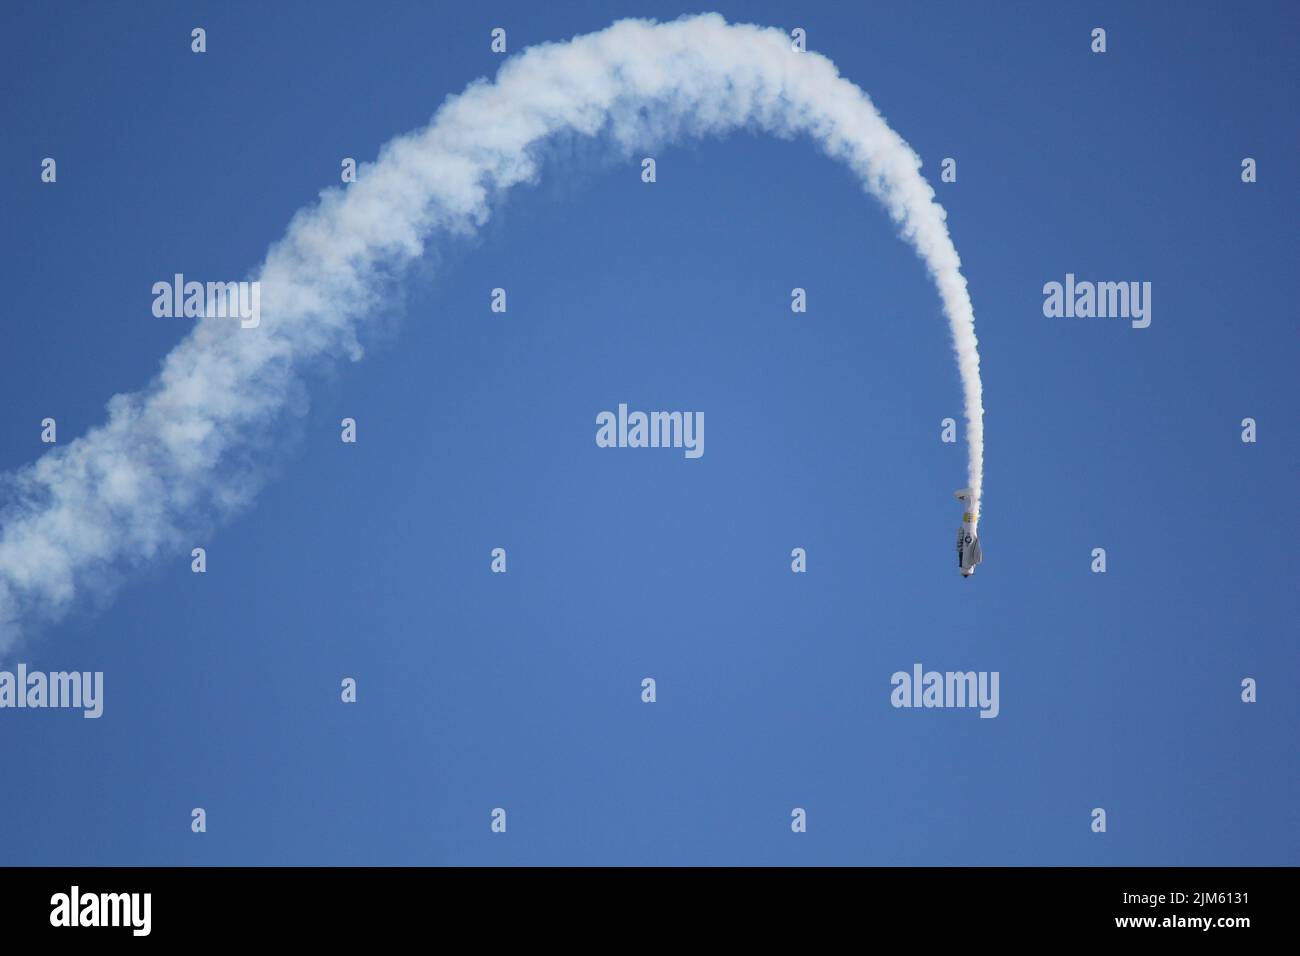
<box><xmin>0</xmin><ymin>14</ymin><xmax>984</xmax><ymax>649</ymax></box>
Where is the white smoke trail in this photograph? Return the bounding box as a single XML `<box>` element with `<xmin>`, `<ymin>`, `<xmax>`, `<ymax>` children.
<box><xmin>0</xmin><ymin>14</ymin><xmax>983</xmax><ymax>649</ymax></box>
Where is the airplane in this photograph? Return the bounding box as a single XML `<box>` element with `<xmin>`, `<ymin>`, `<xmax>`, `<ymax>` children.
<box><xmin>955</xmin><ymin>488</ymin><xmax>982</xmax><ymax>578</ymax></box>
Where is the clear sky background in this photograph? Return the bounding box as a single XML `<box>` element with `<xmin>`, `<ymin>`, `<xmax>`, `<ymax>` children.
<box><xmin>0</xmin><ymin>1</ymin><xmax>1295</xmax><ymax>865</ymax></box>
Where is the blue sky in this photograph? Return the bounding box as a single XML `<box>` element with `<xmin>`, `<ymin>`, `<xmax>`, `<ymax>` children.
<box><xmin>0</xmin><ymin>1</ymin><xmax>1295</xmax><ymax>865</ymax></box>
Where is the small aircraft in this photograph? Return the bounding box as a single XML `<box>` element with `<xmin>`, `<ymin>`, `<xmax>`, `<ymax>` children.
<box><xmin>955</xmin><ymin>489</ymin><xmax>982</xmax><ymax>578</ymax></box>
